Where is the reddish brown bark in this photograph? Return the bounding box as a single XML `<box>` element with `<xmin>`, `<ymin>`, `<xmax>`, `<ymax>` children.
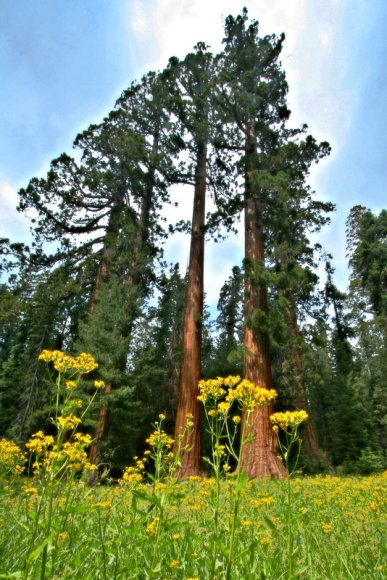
<box><xmin>173</xmin><ymin>142</ymin><xmax>207</xmax><ymax>478</ymax></box>
<box><xmin>241</xmin><ymin>123</ymin><xmax>286</xmax><ymax>478</ymax></box>
<box><xmin>284</xmin><ymin>298</ymin><xmax>321</xmax><ymax>463</ymax></box>
<box><xmin>88</xmin><ymin>382</ymin><xmax>112</xmax><ymax>484</ymax></box>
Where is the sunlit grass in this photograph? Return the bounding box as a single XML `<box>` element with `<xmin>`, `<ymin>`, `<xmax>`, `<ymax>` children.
<box><xmin>0</xmin><ymin>471</ymin><xmax>385</xmax><ymax>578</ymax></box>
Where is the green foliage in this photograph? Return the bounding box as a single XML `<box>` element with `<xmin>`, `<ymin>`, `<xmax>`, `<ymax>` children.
<box><xmin>0</xmin><ymin>8</ymin><xmax>384</xmax><ymax>484</ymax></box>
<box><xmin>356</xmin><ymin>447</ymin><xmax>385</xmax><ymax>475</ymax></box>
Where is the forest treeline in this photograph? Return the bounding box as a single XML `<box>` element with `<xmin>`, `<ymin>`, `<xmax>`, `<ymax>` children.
<box><xmin>0</xmin><ymin>10</ymin><xmax>386</xmax><ymax>477</ymax></box>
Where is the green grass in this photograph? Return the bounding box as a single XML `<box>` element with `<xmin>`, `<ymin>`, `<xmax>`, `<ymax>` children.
<box><xmin>0</xmin><ymin>471</ymin><xmax>385</xmax><ymax>579</ymax></box>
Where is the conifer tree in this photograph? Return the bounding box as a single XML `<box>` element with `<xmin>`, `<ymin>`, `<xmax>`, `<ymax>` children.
<box><xmin>346</xmin><ymin>207</ymin><xmax>387</xmax><ymax>460</ymax></box>
<box><xmin>219</xmin><ymin>10</ymin><xmax>289</xmax><ymax>477</ymax></box>
<box><xmin>166</xmin><ymin>44</ymin><xmax>214</xmax><ymax>477</ymax></box>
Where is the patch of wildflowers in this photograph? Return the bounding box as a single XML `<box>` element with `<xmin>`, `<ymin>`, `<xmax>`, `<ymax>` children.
<box><xmin>270</xmin><ymin>410</ymin><xmax>309</xmax><ymax>430</ymax></box>
<box><xmin>146</xmin><ymin>430</ymin><xmax>174</xmax><ymax>449</ymax></box>
<box><xmin>26</xmin><ymin>432</ymin><xmax>54</xmax><ymax>454</ymax></box>
<box><xmin>0</xmin><ymin>438</ymin><xmax>25</xmax><ymax>476</ymax></box>
<box><xmin>38</xmin><ymin>349</ymin><xmax>98</xmax><ymax>374</ymax></box>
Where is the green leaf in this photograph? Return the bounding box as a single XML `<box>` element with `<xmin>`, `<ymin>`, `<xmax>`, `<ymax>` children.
<box><xmin>27</xmin><ymin>533</ymin><xmax>54</xmax><ymax>561</ymax></box>
<box><xmin>263</xmin><ymin>516</ymin><xmax>276</xmax><ymax>532</ymax></box>
<box><xmin>132</xmin><ymin>489</ymin><xmax>162</xmax><ymax>507</ymax></box>
<box><xmin>66</xmin><ymin>504</ymin><xmax>94</xmax><ymax>514</ymax></box>
<box><xmin>236</xmin><ymin>471</ymin><xmax>250</xmax><ymax>493</ymax></box>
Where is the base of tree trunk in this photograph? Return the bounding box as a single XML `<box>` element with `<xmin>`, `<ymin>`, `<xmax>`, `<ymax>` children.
<box><xmin>241</xmin><ymin>405</ymin><xmax>287</xmax><ymax>479</ymax></box>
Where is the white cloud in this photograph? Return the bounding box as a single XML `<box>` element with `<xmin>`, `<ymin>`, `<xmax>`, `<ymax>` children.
<box><xmin>0</xmin><ymin>181</ymin><xmax>31</xmax><ymax>243</ymax></box>
<box><xmin>125</xmin><ymin>0</ymin><xmax>359</xmax><ymax>307</ymax></box>
<box><xmin>127</xmin><ymin>0</ymin><xmax>353</xmax><ymax>148</ymax></box>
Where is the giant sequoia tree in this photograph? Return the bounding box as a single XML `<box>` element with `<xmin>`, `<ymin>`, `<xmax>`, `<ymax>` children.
<box><xmin>166</xmin><ymin>45</ymin><xmax>214</xmax><ymax>477</ymax></box>
<box><xmin>214</xmin><ymin>10</ymin><xmax>334</xmax><ymax>476</ymax></box>
<box><xmin>218</xmin><ymin>11</ymin><xmax>290</xmax><ymax>477</ymax></box>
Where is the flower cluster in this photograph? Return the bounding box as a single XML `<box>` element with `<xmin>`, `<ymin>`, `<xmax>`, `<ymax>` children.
<box><xmin>57</xmin><ymin>415</ymin><xmax>82</xmax><ymax>431</ymax></box>
<box><xmin>94</xmin><ymin>380</ymin><xmax>105</xmax><ymax>389</ymax></box>
<box><xmin>59</xmin><ymin>434</ymin><xmax>93</xmax><ymax>472</ymax></box>
<box><xmin>0</xmin><ymin>438</ymin><xmax>25</xmax><ymax>476</ymax></box>
<box><xmin>226</xmin><ymin>379</ymin><xmax>277</xmax><ymax>411</ymax></box>
<box><xmin>270</xmin><ymin>410</ymin><xmax>309</xmax><ymax>430</ymax></box>
<box><xmin>26</xmin><ymin>431</ymin><xmax>55</xmax><ymax>454</ymax></box>
<box><xmin>121</xmin><ymin>465</ymin><xmax>143</xmax><ymax>486</ymax></box>
<box><xmin>38</xmin><ymin>350</ymin><xmax>98</xmax><ymax>374</ymax></box>
<box><xmin>198</xmin><ymin>376</ymin><xmax>277</xmax><ymax>412</ymax></box>
<box><xmin>145</xmin><ymin>430</ymin><xmax>174</xmax><ymax>449</ymax></box>
<box><xmin>26</xmin><ymin>431</ymin><xmax>93</xmax><ymax>475</ymax></box>
<box><xmin>198</xmin><ymin>377</ymin><xmax>228</xmax><ymax>402</ymax></box>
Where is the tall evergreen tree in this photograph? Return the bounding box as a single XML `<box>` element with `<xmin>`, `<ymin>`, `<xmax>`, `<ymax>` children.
<box><xmin>167</xmin><ymin>44</ymin><xmax>214</xmax><ymax>477</ymax></box>
<box><xmin>219</xmin><ymin>10</ymin><xmax>290</xmax><ymax>477</ymax></box>
<box><xmin>346</xmin><ymin>207</ymin><xmax>387</xmax><ymax>459</ymax></box>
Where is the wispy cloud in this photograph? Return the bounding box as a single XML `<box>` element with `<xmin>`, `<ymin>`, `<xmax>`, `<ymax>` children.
<box><xmin>126</xmin><ymin>0</ymin><xmax>350</xmax><ymax>306</ymax></box>
<box><xmin>0</xmin><ymin>181</ymin><xmax>31</xmax><ymax>243</ymax></box>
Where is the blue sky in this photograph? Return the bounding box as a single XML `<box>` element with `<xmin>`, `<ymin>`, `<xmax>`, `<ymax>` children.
<box><xmin>0</xmin><ymin>0</ymin><xmax>386</xmax><ymax>306</ymax></box>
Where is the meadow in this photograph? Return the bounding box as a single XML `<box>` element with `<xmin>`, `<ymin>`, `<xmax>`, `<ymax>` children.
<box><xmin>0</xmin><ymin>351</ymin><xmax>385</xmax><ymax>579</ymax></box>
<box><xmin>0</xmin><ymin>470</ymin><xmax>385</xmax><ymax>579</ymax></box>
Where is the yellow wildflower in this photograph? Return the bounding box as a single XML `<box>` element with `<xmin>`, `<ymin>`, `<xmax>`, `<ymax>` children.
<box><xmin>73</xmin><ymin>433</ymin><xmax>92</xmax><ymax>446</ymax></box>
<box><xmin>24</xmin><ymin>486</ymin><xmax>39</xmax><ymax>495</ymax></box>
<box><xmin>93</xmin><ymin>501</ymin><xmax>112</xmax><ymax>509</ymax></box>
<box><xmin>0</xmin><ymin>438</ymin><xmax>25</xmax><ymax>476</ymax></box>
<box><xmin>38</xmin><ymin>349</ymin><xmax>98</xmax><ymax>374</ymax></box>
<box><xmin>270</xmin><ymin>410</ymin><xmax>308</xmax><ymax>430</ymax></box>
<box><xmin>146</xmin><ymin>517</ymin><xmax>159</xmax><ymax>535</ymax></box>
<box><xmin>57</xmin><ymin>415</ymin><xmax>81</xmax><ymax>431</ymax></box>
<box><xmin>321</xmin><ymin>523</ymin><xmax>333</xmax><ymax>534</ymax></box>
<box><xmin>198</xmin><ymin>377</ymin><xmax>227</xmax><ymax>402</ymax></box>
<box><xmin>121</xmin><ymin>466</ymin><xmax>142</xmax><ymax>486</ymax></box>
<box><xmin>213</xmin><ymin>444</ymin><xmax>226</xmax><ymax>458</ymax></box>
<box><xmin>26</xmin><ymin>432</ymin><xmax>54</xmax><ymax>454</ymax></box>
<box><xmin>94</xmin><ymin>380</ymin><xmax>105</xmax><ymax>389</ymax></box>
<box><xmin>217</xmin><ymin>401</ymin><xmax>230</xmax><ymax>415</ymax></box>
<box><xmin>65</xmin><ymin>380</ymin><xmax>77</xmax><ymax>390</ymax></box>
<box><xmin>145</xmin><ymin>430</ymin><xmax>174</xmax><ymax>449</ymax></box>
<box><xmin>227</xmin><ymin>379</ymin><xmax>277</xmax><ymax>410</ymax></box>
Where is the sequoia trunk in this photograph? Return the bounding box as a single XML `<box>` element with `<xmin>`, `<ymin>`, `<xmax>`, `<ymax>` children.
<box><xmin>87</xmin><ymin>382</ymin><xmax>112</xmax><ymax>484</ymax></box>
<box><xmin>284</xmin><ymin>297</ymin><xmax>321</xmax><ymax>462</ymax></box>
<box><xmin>173</xmin><ymin>141</ymin><xmax>207</xmax><ymax>477</ymax></box>
<box><xmin>241</xmin><ymin>123</ymin><xmax>286</xmax><ymax>478</ymax></box>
